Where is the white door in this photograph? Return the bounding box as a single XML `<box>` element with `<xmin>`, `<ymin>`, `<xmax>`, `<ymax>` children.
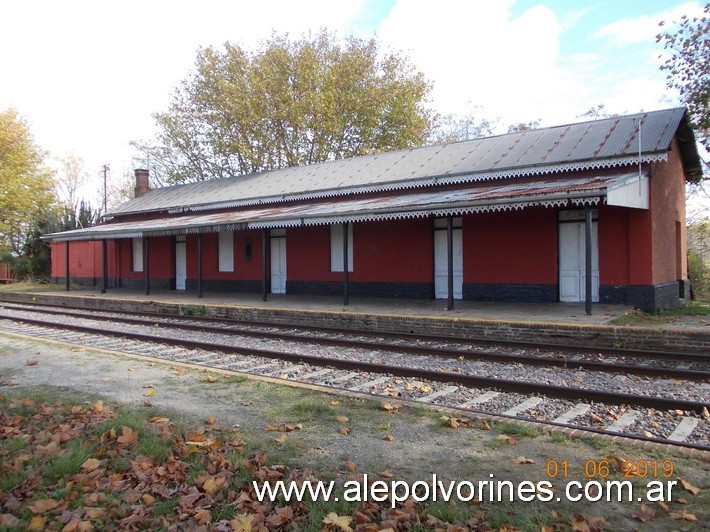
<box><xmin>175</xmin><ymin>241</ymin><xmax>187</xmax><ymax>290</ymax></box>
<box><xmin>559</xmin><ymin>222</ymin><xmax>599</xmax><ymax>302</ymax></box>
<box><xmin>434</xmin><ymin>221</ymin><xmax>463</xmax><ymax>299</ymax></box>
<box><xmin>270</xmin><ymin>236</ymin><xmax>287</xmax><ymax>294</ymax></box>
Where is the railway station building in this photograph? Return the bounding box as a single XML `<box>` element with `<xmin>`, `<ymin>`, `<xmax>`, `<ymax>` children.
<box><xmin>46</xmin><ymin>107</ymin><xmax>702</xmax><ymax>313</ymax></box>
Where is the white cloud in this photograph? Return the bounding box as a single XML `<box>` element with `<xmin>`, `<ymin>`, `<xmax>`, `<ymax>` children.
<box><xmin>594</xmin><ymin>1</ymin><xmax>704</xmax><ymax>45</ymax></box>
<box><xmin>378</xmin><ymin>1</ymin><xmax>589</xmax><ymax>126</ymax></box>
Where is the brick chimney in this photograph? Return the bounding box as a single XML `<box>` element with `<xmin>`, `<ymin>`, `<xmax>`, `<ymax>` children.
<box><xmin>134</xmin><ymin>169</ymin><xmax>151</xmax><ymax>198</ymax></box>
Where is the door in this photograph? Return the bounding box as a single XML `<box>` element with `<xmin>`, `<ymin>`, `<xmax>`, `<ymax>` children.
<box><xmin>270</xmin><ymin>234</ymin><xmax>287</xmax><ymax>294</ymax></box>
<box><xmin>175</xmin><ymin>240</ymin><xmax>187</xmax><ymax>290</ymax></box>
<box><xmin>434</xmin><ymin>218</ymin><xmax>463</xmax><ymax>299</ymax></box>
<box><xmin>559</xmin><ymin>221</ymin><xmax>599</xmax><ymax>302</ymax></box>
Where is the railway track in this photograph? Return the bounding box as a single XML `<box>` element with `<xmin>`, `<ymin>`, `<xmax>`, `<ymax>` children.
<box><xmin>0</xmin><ymin>302</ymin><xmax>708</xmax><ymax>450</ymax></box>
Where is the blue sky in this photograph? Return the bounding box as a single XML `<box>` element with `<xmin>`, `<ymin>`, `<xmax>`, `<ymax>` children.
<box><xmin>0</xmin><ymin>0</ymin><xmax>704</xmax><ymax>194</ymax></box>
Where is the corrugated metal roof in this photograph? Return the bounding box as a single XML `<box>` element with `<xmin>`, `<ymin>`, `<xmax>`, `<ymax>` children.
<box><xmin>46</xmin><ymin>171</ymin><xmax>639</xmax><ymax>241</ymax></box>
<box><xmin>109</xmin><ymin>108</ymin><xmax>689</xmax><ymax>218</ymax></box>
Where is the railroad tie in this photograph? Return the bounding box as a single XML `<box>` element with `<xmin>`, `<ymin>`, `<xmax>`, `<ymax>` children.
<box><xmin>263</xmin><ymin>364</ymin><xmax>304</xmax><ymax>377</ymax></box>
<box><xmin>348</xmin><ymin>376</ymin><xmax>390</xmax><ymax>391</ymax></box>
<box><xmin>502</xmin><ymin>397</ymin><xmax>543</xmax><ymax>417</ymax></box>
<box><xmin>667</xmin><ymin>417</ymin><xmax>699</xmax><ymax>442</ymax></box>
<box><xmin>417</xmin><ymin>385</ymin><xmax>459</xmax><ymax>403</ymax></box>
<box><xmin>298</xmin><ymin>368</ymin><xmax>335</xmax><ymax>381</ymax></box>
<box><xmin>605</xmin><ymin>409</ymin><xmax>639</xmax><ymax>433</ymax></box>
<box><xmin>458</xmin><ymin>391</ymin><xmax>500</xmax><ymax>408</ymax></box>
<box><xmin>552</xmin><ymin>403</ymin><xmax>590</xmax><ymax>424</ymax></box>
<box><xmin>246</xmin><ymin>362</ymin><xmax>281</xmax><ymax>374</ymax></box>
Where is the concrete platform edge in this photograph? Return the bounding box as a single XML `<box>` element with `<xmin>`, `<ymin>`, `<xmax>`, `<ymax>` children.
<box><xmin>2</xmin><ymin>291</ymin><xmax>709</xmax><ymax>353</ymax></box>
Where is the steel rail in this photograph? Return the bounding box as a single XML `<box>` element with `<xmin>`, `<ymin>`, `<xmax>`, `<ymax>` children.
<box><xmin>1</xmin><ymin>313</ymin><xmax>707</xmax><ymax>416</ymax></box>
<box><xmin>0</xmin><ymin>302</ymin><xmax>708</xmax><ymax>381</ymax></box>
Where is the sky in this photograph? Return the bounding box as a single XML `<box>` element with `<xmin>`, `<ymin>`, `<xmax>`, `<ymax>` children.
<box><xmin>0</xmin><ymin>0</ymin><xmax>705</xmax><ymax>201</ymax></box>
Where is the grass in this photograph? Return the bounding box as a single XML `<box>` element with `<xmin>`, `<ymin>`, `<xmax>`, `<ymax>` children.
<box><xmin>609</xmin><ymin>299</ymin><xmax>710</xmax><ymax>325</ymax></box>
<box><xmin>497</xmin><ymin>422</ymin><xmax>541</xmax><ymax>438</ymax></box>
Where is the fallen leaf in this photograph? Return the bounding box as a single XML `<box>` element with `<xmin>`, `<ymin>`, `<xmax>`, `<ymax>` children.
<box><xmin>274</xmin><ymin>434</ymin><xmax>288</xmax><ymax>444</ymax></box>
<box><xmin>322</xmin><ymin>512</ymin><xmax>353</xmax><ymax>532</ymax></box>
<box><xmin>117</xmin><ymin>426</ymin><xmax>138</xmax><ymax>446</ymax></box>
<box><xmin>481</xmin><ymin>419</ymin><xmax>492</xmax><ymax>430</ymax></box>
<box><xmin>142</xmin><ymin>401</ymin><xmax>153</xmax><ymax>407</ymax></box>
<box><xmin>81</xmin><ymin>458</ymin><xmax>101</xmax><ymax>472</ymax></box>
<box><xmin>339</xmin><ymin>427</ymin><xmax>351</xmax><ymax>436</ymax></box>
<box><xmin>378</xmin><ymin>470</ymin><xmax>394</xmax><ymax>478</ymax></box>
<box><xmin>381</xmin><ymin>401</ymin><xmax>400</xmax><ymax>413</ymax></box>
<box><xmin>173</xmin><ymin>366</ymin><xmax>188</xmax><ymax>376</ymax></box>
<box><xmin>496</xmin><ymin>434</ymin><xmax>518</xmax><ymax>445</ymax></box>
<box><xmin>512</xmin><ymin>456</ymin><xmax>535</xmax><ymax>465</ymax></box>
<box><xmin>330</xmin><ymin>401</ymin><xmax>340</xmax><ymax>406</ymax></box>
<box><xmin>142</xmin><ymin>494</ymin><xmax>155</xmax><ymax>505</ymax></box>
<box><xmin>25</xmin><ymin>359</ymin><xmax>38</xmax><ymax>366</ymax></box>
<box><xmin>669</xmin><ymin>510</ymin><xmax>697</xmax><ymax>522</ymax></box>
<box><xmin>144</xmin><ymin>389</ymin><xmax>156</xmax><ymax>397</ymax></box>
<box><xmin>206</xmin><ymin>416</ymin><xmax>216</xmax><ymax>425</ymax></box>
<box><xmin>336</xmin><ymin>416</ymin><xmax>349</xmax><ymax>423</ymax></box>
<box><xmin>678</xmin><ymin>478</ymin><xmax>701</xmax><ymax>495</ymax></box>
<box><xmin>149</xmin><ymin>416</ymin><xmax>170</xmax><ymax>424</ymax></box>
<box><xmin>28</xmin><ymin>516</ymin><xmax>46</xmax><ymax>530</ymax></box>
<box><xmin>346</xmin><ymin>460</ymin><xmax>358</xmax><ymax>472</ymax></box>
<box><xmin>607</xmin><ymin>455</ymin><xmax>633</xmax><ymax>474</ymax></box>
<box><xmin>632</xmin><ymin>504</ymin><xmax>656</xmax><ymax>523</ymax></box>
<box><xmin>203</xmin><ymin>478</ymin><xmax>221</xmax><ymax>496</ymax></box>
<box><xmin>28</xmin><ymin>498</ymin><xmax>59</xmax><ymax>513</ymax></box>
<box><xmin>203</xmin><ymin>375</ymin><xmax>218</xmax><ymax>383</ymax></box>
<box><xmin>590</xmin><ymin>413</ymin><xmax>603</xmax><ymax>423</ymax></box>
<box><xmin>383</xmin><ymin>434</ymin><xmax>395</xmax><ymax>441</ymax></box>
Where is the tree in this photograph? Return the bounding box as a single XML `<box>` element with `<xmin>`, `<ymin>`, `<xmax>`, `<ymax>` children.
<box><xmin>657</xmin><ymin>4</ymin><xmax>709</xmax><ymax>152</ymax></box>
<box><xmin>0</xmin><ymin>108</ymin><xmax>56</xmax><ymax>257</ymax></box>
<box><xmin>133</xmin><ymin>30</ymin><xmax>434</xmax><ymax>184</ymax></box>
<box><xmin>55</xmin><ymin>153</ymin><xmax>90</xmax><ymax>211</ymax></box>
<box><xmin>429</xmin><ymin>110</ymin><xmax>498</xmax><ymax>144</ymax></box>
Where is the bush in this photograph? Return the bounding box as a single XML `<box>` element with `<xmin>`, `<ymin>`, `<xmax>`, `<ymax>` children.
<box><xmin>688</xmin><ymin>251</ymin><xmax>709</xmax><ymax>298</ymax></box>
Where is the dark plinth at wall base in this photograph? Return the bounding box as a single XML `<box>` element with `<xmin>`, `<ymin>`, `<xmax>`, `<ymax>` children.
<box><xmin>287</xmin><ymin>281</ymin><xmax>434</xmax><ymax>299</ymax></box>
<box><xmin>600</xmin><ymin>281</ymin><xmax>685</xmax><ymax>313</ymax></box>
<box><xmin>463</xmin><ymin>283</ymin><xmax>557</xmax><ymax>303</ymax></box>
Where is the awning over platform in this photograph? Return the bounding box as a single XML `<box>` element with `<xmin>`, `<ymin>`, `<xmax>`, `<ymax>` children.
<box><xmin>44</xmin><ymin>171</ymin><xmax>647</xmax><ymax>242</ymax></box>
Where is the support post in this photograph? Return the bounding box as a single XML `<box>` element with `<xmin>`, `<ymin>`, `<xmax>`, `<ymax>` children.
<box><xmin>262</xmin><ymin>229</ymin><xmax>269</xmax><ymax>302</ymax></box>
<box><xmin>343</xmin><ymin>222</ymin><xmax>349</xmax><ymax>306</ymax></box>
<box><xmin>447</xmin><ymin>216</ymin><xmax>454</xmax><ymax>311</ymax></box>
<box><xmin>197</xmin><ymin>234</ymin><xmax>203</xmax><ymax>299</ymax></box>
<box><xmin>65</xmin><ymin>241</ymin><xmax>70</xmax><ymax>291</ymax></box>
<box><xmin>584</xmin><ymin>205</ymin><xmax>592</xmax><ymax>316</ymax></box>
<box><xmin>144</xmin><ymin>237</ymin><xmax>150</xmax><ymax>296</ymax></box>
<box><xmin>101</xmin><ymin>239</ymin><xmax>108</xmax><ymax>294</ymax></box>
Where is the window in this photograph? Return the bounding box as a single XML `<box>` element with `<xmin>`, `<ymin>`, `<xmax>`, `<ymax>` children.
<box><xmin>330</xmin><ymin>223</ymin><xmax>353</xmax><ymax>272</ymax></box>
<box><xmin>218</xmin><ymin>231</ymin><xmax>234</xmax><ymax>272</ymax></box>
<box><xmin>132</xmin><ymin>238</ymin><xmax>143</xmax><ymax>272</ymax></box>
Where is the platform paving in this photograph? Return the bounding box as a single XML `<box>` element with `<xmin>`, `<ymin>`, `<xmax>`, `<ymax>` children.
<box><xmin>26</xmin><ymin>287</ymin><xmax>632</xmax><ymax>326</ymax></box>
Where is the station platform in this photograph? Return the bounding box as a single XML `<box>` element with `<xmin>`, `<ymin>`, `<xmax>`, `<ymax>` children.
<box><xmin>2</xmin><ymin>287</ymin><xmax>708</xmax><ymax>352</ymax></box>
<box><xmin>23</xmin><ymin>287</ymin><xmax>629</xmax><ymax>326</ymax></box>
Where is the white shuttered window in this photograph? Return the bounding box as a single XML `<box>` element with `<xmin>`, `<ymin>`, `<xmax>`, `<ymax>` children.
<box><xmin>132</xmin><ymin>238</ymin><xmax>143</xmax><ymax>272</ymax></box>
<box><xmin>330</xmin><ymin>224</ymin><xmax>353</xmax><ymax>272</ymax></box>
<box><xmin>218</xmin><ymin>231</ymin><xmax>234</xmax><ymax>272</ymax></box>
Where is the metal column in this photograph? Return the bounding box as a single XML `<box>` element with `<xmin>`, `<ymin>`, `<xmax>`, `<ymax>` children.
<box><xmin>343</xmin><ymin>222</ymin><xmax>349</xmax><ymax>306</ymax></box>
<box><xmin>197</xmin><ymin>234</ymin><xmax>203</xmax><ymax>299</ymax></box>
<box><xmin>584</xmin><ymin>206</ymin><xmax>592</xmax><ymax>316</ymax></box>
<box><xmin>262</xmin><ymin>229</ymin><xmax>269</xmax><ymax>302</ymax></box>
<box><xmin>446</xmin><ymin>216</ymin><xmax>454</xmax><ymax>311</ymax></box>
<box><xmin>65</xmin><ymin>241</ymin><xmax>70</xmax><ymax>291</ymax></box>
<box><xmin>144</xmin><ymin>237</ymin><xmax>150</xmax><ymax>296</ymax></box>
<box><xmin>101</xmin><ymin>239</ymin><xmax>108</xmax><ymax>294</ymax></box>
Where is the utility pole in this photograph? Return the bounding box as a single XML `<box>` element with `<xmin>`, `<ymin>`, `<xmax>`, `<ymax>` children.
<box><xmin>102</xmin><ymin>164</ymin><xmax>110</xmax><ymax>216</ymax></box>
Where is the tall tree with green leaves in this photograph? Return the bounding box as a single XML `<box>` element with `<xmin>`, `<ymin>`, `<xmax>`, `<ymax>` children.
<box><xmin>657</xmin><ymin>4</ymin><xmax>709</xmax><ymax>152</ymax></box>
<box><xmin>133</xmin><ymin>30</ymin><xmax>434</xmax><ymax>184</ymax></box>
<box><xmin>0</xmin><ymin>108</ymin><xmax>56</xmax><ymax>257</ymax></box>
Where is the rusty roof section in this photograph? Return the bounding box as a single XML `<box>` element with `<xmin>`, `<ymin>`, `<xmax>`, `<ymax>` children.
<box><xmin>46</xmin><ymin>172</ymin><xmax>639</xmax><ymax>241</ymax></box>
<box><xmin>107</xmin><ymin>107</ymin><xmax>698</xmax><ymax>219</ymax></box>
